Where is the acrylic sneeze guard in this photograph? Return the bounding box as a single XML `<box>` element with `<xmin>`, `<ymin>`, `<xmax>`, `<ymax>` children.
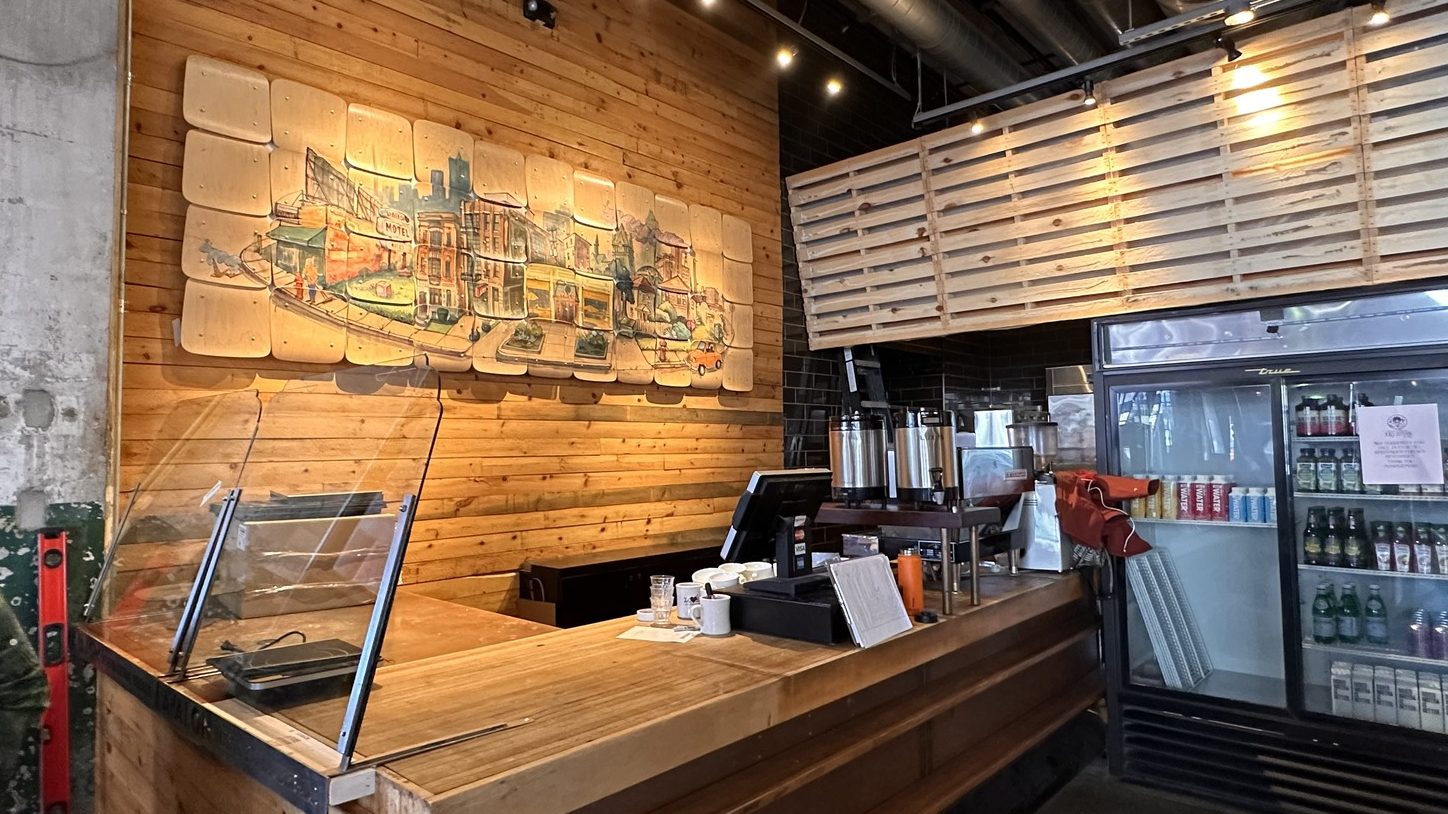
<box><xmin>85</xmin><ymin>362</ymin><xmax>443</xmax><ymax>768</ymax></box>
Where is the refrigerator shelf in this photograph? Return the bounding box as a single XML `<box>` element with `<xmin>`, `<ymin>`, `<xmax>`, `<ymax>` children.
<box><xmin>1301</xmin><ymin>640</ymin><xmax>1448</xmax><ymax>669</ymax></box>
<box><xmin>1299</xmin><ymin>564</ymin><xmax>1448</xmax><ymax>583</ymax></box>
<box><xmin>1291</xmin><ymin>492</ymin><xmax>1448</xmax><ymax>503</ymax></box>
<box><xmin>1291</xmin><ymin>436</ymin><xmax>1360</xmax><ymax>445</ymax></box>
<box><xmin>1133</xmin><ymin>518</ymin><xmax>1276</xmax><ymax>529</ymax></box>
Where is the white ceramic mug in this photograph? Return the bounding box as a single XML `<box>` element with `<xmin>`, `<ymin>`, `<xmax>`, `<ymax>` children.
<box><xmin>675</xmin><ymin>582</ymin><xmax>703</xmax><ymax>623</ymax></box>
<box><xmin>690</xmin><ymin>594</ymin><xmax>732</xmax><ymax>636</ymax></box>
<box><xmin>707</xmin><ymin>572</ymin><xmax>740</xmax><ymax>590</ymax></box>
<box><xmin>742</xmin><ymin>561</ymin><xmax>773</xmax><ymax>582</ymax></box>
<box><xmin>719</xmin><ymin>562</ymin><xmax>747</xmax><ymax>576</ymax></box>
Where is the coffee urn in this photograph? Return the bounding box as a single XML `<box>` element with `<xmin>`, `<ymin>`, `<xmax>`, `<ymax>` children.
<box><xmin>894</xmin><ymin>408</ymin><xmax>960</xmax><ymax>505</ymax></box>
<box><xmin>827</xmin><ymin>413</ymin><xmax>888</xmax><ymax>505</ymax></box>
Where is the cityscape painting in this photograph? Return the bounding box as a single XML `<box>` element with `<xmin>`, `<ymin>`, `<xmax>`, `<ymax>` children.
<box><xmin>176</xmin><ymin>55</ymin><xmax>755</xmax><ymax>389</ymax></box>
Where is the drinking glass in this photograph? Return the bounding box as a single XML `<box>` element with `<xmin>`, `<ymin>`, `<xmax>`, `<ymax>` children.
<box><xmin>649</xmin><ymin>575</ymin><xmax>676</xmax><ymax>627</ymax></box>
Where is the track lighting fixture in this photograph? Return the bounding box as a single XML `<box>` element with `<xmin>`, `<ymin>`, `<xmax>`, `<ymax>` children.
<box><xmin>1082</xmin><ymin>78</ymin><xmax>1098</xmax><ymax>107</ymax></box>
<box><xmin>1224</xmin><ymin>0</ymin><xmax>1255</xmax><ymax>26</ymax></box>
<box><xmin>775</xmin><ymin>46</ymin><xmax>796</xmax><ymax>68</ymax></box>
<box><xmin>1369</xmin><ymin>1</ymin><xmax>1390</xmax><ymax>26</ymax></box>
<box><xmin>1216</xmin><ymin>34</ymin><xmax>1243</xmax><ymax>62</ymax></box>
<box><xmin>825</xmin><ymin>77</ymin><xmax>843</xmax><ymax>96</ymax></box>
<box><xmin>970</xmin><ymin>119</ymin><xmax>985</xmax><ymax>135</ymax></box>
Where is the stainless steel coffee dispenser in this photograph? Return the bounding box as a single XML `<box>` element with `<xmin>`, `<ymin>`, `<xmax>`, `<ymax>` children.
<box><xmin>894</xmin><ymin>408</ymin><xmax>959</xmax><ymax>505</ymax></box>
<box><xmin>827</xmin><ymin>412</ymin><xmax>887</xmax><ymax>505</ymax></box>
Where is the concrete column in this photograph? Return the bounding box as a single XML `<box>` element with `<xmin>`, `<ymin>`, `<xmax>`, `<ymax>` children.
<box><xmin>0</xmin><ymin>0</ymin><xmax>125</xmax><ymax>810</ymax></box>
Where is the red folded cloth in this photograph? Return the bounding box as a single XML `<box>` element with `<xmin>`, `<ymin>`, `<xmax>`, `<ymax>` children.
<box><xmin>1054</xmin><ymin>470</ymin><xmax>1158</xmax><ymax>558</ymax></box>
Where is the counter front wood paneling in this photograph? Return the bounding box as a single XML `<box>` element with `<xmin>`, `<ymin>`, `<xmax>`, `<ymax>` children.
<box><xmin>96</xmin><ymin>573</ymin><xmax>1099</xmax><ymax>814</ymax></box>
<box><xmin>122</xmin><ymin>0</ymin><xmax>785</xmax><ymax>591</ymax></box>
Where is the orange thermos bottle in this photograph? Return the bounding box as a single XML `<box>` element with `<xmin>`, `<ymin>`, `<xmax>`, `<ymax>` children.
<box><xmin>897</xmin><ymin>547</ymin><xmax>924</xmax><ymax>615</ymax></box>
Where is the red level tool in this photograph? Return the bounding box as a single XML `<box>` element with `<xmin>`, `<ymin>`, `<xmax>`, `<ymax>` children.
<box><xmin>37</xmin><ymin>529</ymin><xmax>70</xmax><ymax>814</ymax></box>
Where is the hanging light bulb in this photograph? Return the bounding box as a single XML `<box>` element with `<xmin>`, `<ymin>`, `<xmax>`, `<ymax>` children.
<box><xmin>775</xmin><ymin>46</ymin><xmax>796</xmax><ymax>68</ymax></box>
<box><xmin>970</xmin><ymin>120</ymin><xmax>985</xmax><ymax>135</ymax></box>
<box><xmin>1224</xmin><ymin>0</ymin><xmax>1255</xmax><ymax>26</ymax></box>
<box><xmin>1369</xmin><ymin>1</ymin><xmax>1390</xmax><ymax>26</ymax></box>
<box><xmin>825</xmin><ymin>77</ymin><xmax>843</xmax><ymax>96</ymax></box>
<box><xmin>1082</xmin><ymin>78</ymin><xmax>1098</xmax><ymax>107</ymax></box>
<box><xmin>1216</xmin><ymin>34</ymin><xmax>1244</xmax><ymax>62</ymax></box>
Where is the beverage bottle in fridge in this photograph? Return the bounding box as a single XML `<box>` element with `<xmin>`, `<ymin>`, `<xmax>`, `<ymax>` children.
<box><xmin>1296</xmin><ymin>449</ymin><xmax>1319</xmax><ymax>492</ymax></box>
<box><xmin>1414</xmin><ymin>526</ymin><xmax>1437</xmax><ymax>575</ymax></box>
<box><xmin>1393</xmin><ymin>522</ymin><xmax>1415</xmax><ymax>572</ymax></box>
<box><xmin>1365</xmin><ymin>585</ymin><xmax>1390</xmax><ymax>645</ymax></box>
<box><xmin>1144</xmin><ymin>475</ymin><xmax>1161</xmax><ymax>519</ymax></box>
<box><xmin>1296</xmin><ymin>396</ymin><xmax>1322</xmax><ymax>437</ymax></box>
<box><xmin>1409</xmin><ymin>610</ymin><xmax>1431</xmax><ymax>657</ymax></box>
<box><xmin>1435</xmin><ymin>525</ymin><xmax>1448</xmax><ymax>575</ymax></box>
<box><xmin>1316</xmin><ymin>449</ymin><xmax>1341</xmax><ymax>494</ymax></box>
<box><xmin>1159</xmin><ymin>477</ymin><xmax>1178</xmax><ymax>521</ymax></box>
<box><xmin>1177</xmin><ymin>475</ymin><xmax>1195</xmax><ymax>520</ymax></box>
<box><xmin>1349</xmin><ymin>392</ymin><xmax>1372</xmax><ymax>436</ymax></box>
<box><xmin>1264</xmin><ymin>488</ymin><xmax>1277</xmax><ymax>523</ymax></box>
<box><xmin>1312</xmin><ymin>583</ymin><xmax>1338</xmax><ymax>644</ymax></box>
<box><xmin>1337</xmin><ymin>583</ymin><xmax>1363</xmax><ymax>644</ymax></box>
<box><xmin>1228</xmin><ymin>487</ymin><xmax>1248</xmax><ymax>523</ymax></box>
<box><xmin>1372</xmin><ymin>522</ymin><xmax>1394</xmax><ymax>571</ymax></box>
<box><xmin>1191</xmin><ymin>476</ymin><xmax>1209</xmax><ymax>520</ymax></box>
<box><xmin>1303</xmin><ymin>508</ymin><xmax>1326</xmax><ymax>565</ymax></box>
<box><xmin>1128</xmin><ymin>474</ymin><xmax>1147</xmax><ymax>518</ymax></box>
<box><xmin>1323</xmin><ymin>511</ymin><xmax>1345</xmax><ymax>568</ymax></box>
<box><xmin>1209</xmin><ymin>475</ymin><xmax>1232</xmax><ymax>521</ymax></box>
<box><xmin>1246</xmin><ymin>487</ymin><xmax>1266</xmax><ymax>524</ymax></box>
<box><xmin>1344</xmin><ymin>509</ymin><xmax>1370</xmax><ymax>569</ymax></box>
<box><xmin>1434</xmin><ymin>612</ymin><xmax>1448</xmax><ymax>660</ymax></box>
<box><xmin>1340</xmin><ymin>448</ymin><xmax>1363</xmax><ymax>493</ymax></box>
<box><xmin>1322</xmin><ymin>395</ymin><xmax>1349</xmax><ymax>436</ymax></box>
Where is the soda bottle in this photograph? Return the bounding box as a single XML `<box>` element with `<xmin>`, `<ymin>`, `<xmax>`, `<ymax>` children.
<box><xmin>1337</xmin><ymin>583</ymin><xmax>1363</xmax><ymax>644</ymax></box>
<box><xmin>1316</xmin><ymin>449</ymin><xmax>1341</xmax><ymax>494</ymax></box>
<box><xmin>1323</xmin><ymin>395</ymin><xmax>1349</xmax><ymax>436</ymax></box>
<box><xmin>1372</xmin><ymin>522</ymin><xmax>1394</xmax><ymax>570</ymax></box>
<box><xmin>1344</xmin><ymin>509</ymin><xmax>1369</xmax><ymax>569</ymax></box>
<box><xmin>1312</xmin><ymin>582</ymin><xmax>1338</xmax><ymax>644</ymax></box>
<box><xmin>1295</xmin><ymin>449</ymin><xmax>1319</xmax><ymax>492</ymax></box>
<box><xmin>1409</xmin><ymin>609</ymin><xmax>1431</xmax><ymax>657</ymax></box>
<box><xmin>1365</xmin><ymin>584</ymin><xmax>1389</xmax><ymax>645</ymax></box>
<box><xmin>1349</xmin><ymin>392</ymin><xmax>1372</xmax><ymax>436</ymax></box>
<box><xmin>1323</xmin><ymin>511</ymin><xmax>1345</xmax><ymax>568</ymax></box>
<box><xmin>1414</xmin><ymin>526</ymin><xmax>1436</xmax><ymax>574</ymax></box>
<box><xmin>1303</xmin><ymin>508</ymin><xmax>1325</xmax><ymax>566</ymax></box>
<box><xmin>1296</xmin><ymin>397</ymin><xmax>1322</xmax><ymax>437</ymax></box>
<box><xmin>1393</xmin><ymin>522</ymin><xmax>1414</xmax><ymax>572</ymax></box>
<box><xmin>1340</xmin><ymin>448</ymin><xmax>1363</xmax><ymax>493</ymax></box>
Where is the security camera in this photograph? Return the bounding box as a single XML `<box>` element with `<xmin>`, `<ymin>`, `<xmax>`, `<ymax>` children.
<box><xmin>522</xmin><ymin>0</ymin><xmax>557</xmax><ymax>28</ymax></box>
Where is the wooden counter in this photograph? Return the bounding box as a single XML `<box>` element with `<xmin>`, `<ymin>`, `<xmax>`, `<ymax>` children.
<box><xmin>89</xmin><ymin>572</ymin><xmax>1101</xmax><ymax>814</ymax></box>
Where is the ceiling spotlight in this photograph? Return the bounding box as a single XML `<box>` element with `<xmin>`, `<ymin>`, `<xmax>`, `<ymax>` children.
<box><xmin>1216</xmin><ymin>34</ymin><xmax>1243</xmax><ymax>62</ymax></box>
<box><xmin>1082</xmin><ymin>78</ymin><xmax>1098</xmax><ymax>107</ymax></box>
<box><xmin>826</xmin><ymin>77</ymin><xmax>843</xmax><ymax>96</ymax></box>
<box><xmin>1369</xmin><ymin>1</ymin><xmax>1390</xmax><ymax>26</ymax></box>
<box><xmin>700</xmin><ymin>0</ymin><xmax>715</xmax><ymax>7</ymax></box>
<box><xmin>775</xmin><ymin>46</ymin><xmax>796</xmax><ymax>68</ymax></box>
<box><xmin>1225</xmin><ymin>0</ymin><xmax>1255</xmax><ymax>26</ymax></box>
<box><xmin>970</xmin><ymin>119</ymin><xmax>985</xmax><ymax>135</ymax></box>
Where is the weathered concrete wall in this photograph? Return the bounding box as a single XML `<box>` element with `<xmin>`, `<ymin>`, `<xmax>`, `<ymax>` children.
<box><xmin>0</xmin><ymin>0</ymin><xmax>123</xmax><ymax>810</ymax></box>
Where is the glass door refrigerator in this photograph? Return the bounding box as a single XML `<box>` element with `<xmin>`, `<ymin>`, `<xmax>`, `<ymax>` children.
<box><xmin>1095</xmin><ymin>285</ymin><xmax>1448</xmax><ymax>813</ymax></box>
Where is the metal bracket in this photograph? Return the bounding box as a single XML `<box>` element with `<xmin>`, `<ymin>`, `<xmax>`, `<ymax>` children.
<box><xmin>168</xmin><ymin>487</ymin><xmax>242</xmax><ymax>676</ymax></box>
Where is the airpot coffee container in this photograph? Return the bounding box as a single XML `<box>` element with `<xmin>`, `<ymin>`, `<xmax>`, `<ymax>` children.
<box><xmin>894</xmin><ymin>408</ymin><xmax>960</xmax><ymax>505</ymax></box>
<box><xmin>828</xmin><ymin>412</ymin><xmax>887</xmax><ymax>505</ymax></box>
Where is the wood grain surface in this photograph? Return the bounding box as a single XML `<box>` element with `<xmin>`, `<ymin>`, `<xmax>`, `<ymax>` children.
<box><xmin>786</xmin><ymin>0</ymin><xmax>1448</xmax><ymax>348</ymax></box>
<box><xmin>122</xmin><ymin>0</ymin><xmax>784</xmax><ymax>592</ymax></box>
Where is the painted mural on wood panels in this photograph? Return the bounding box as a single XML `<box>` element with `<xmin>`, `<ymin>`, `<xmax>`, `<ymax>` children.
<box><xmin>177</xmin><ymin>56</ymin><xmax>755</xmax><ymax>389</ymax></box>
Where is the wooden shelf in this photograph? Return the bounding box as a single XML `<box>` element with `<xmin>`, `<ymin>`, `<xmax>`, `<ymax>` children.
<box><xmin>1299</xmin><ymin>564</ymin><xmax>1448</xmax><ymax>583</ymax></box>
<box><xmin>815</xmin><ymin>503</ymin><xmax>1001</xmax><ymax>529</ymax></box>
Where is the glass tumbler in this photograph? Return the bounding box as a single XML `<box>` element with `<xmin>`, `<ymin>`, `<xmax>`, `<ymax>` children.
<box><xmin>649</xmin><ymin>575</ymin><xmax>676</xmax><ymax>627</ymax></box>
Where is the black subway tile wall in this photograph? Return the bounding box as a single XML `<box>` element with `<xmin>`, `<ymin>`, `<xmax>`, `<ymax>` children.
<box><xmin>778</xmin><ymin>62</ymin><xmax>922</xmax><ymax>467</ymax></box>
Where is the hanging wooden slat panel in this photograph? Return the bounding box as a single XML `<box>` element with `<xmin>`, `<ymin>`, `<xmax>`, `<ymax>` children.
<box><xmin>787</xmin><ymin>0</ymin><xmax>1448</xmax><ymax>348</ymax></box>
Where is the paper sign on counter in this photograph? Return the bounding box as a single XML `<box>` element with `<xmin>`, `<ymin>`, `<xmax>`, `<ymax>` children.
<box><xmin>617</xmin><ymin>626</ymin><xmax>700</xmax><ymax>643</ymax></box>
<box><xmin>1359</xmin><ymin>404</ymin><xmax>1443</xmax><ymax>485</ymax></box>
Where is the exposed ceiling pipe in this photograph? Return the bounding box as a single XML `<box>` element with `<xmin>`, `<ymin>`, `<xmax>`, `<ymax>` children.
<box><xmin>851</xmin><ymin>0</ymin><xmax>1033</xmax><ymax>93</ymax></box>
<box><xmin>995</xmin><ymin>0</ymin><xmax>1109</xmax><ymax>65</ymax></box>
<box><xmin>1074</xmin><ymin>0</ymin><xmax>1167</xmax><ymax>39</ymax></box>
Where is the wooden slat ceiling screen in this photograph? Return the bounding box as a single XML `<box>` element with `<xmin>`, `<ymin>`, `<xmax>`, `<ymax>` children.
<box><xmin>786</xmin><ymin>0</ymin><xmax>1448</xmax><ymax>350</ymax></box>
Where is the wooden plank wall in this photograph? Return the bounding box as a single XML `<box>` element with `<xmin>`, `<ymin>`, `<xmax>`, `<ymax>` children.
<box><xmin>121</xmin><ymin>0</ymin><xmax>783</xmax><ymax>594</ymax></box>
<box><xmin>786</xmin><ymin>0</ymin><xmax>1448</xmax><ymax>349</ymax></box>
